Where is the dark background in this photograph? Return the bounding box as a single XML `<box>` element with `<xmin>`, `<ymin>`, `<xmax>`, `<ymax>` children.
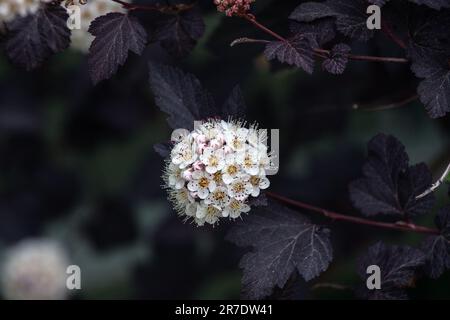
<box><xmin>0</xmin><ymin>0</ymin><xmax>449</xmax><ymax>299</ymax></box>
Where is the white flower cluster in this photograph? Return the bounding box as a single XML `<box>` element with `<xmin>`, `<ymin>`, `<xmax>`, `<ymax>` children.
<box><xmin>1</xmin><ymin>239</ymin><xmax>69</xmax><ymax>300</ymax></box>
<box><xmin>0</xmin><ymin>0</ymin><xmax>52</xmax><ymax>27</ymax></box>
<box><xmin>164</xmin><ymin>120</ymin><xmax>273</xmax><ymax>226</ymax></box>
<box><xmin>67</xmin><ymin>0</ymin><xmax>128</xmax><ymax>53</ymax></box>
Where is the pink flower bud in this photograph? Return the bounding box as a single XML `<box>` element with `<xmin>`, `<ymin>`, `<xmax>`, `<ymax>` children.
<box><xmin>197</xmin><ymin>143</ymin><xmax>208</xmax><ymax>154</ymax></box>
<box><xmin>182</xmin><ymin>169</ymin><xmax>193</xmax><ymax>181</ymax></box>
<box><xmin>192</xmin><ymin>161</ymin><xmax>204</xmax><ymax>171</ymax></box>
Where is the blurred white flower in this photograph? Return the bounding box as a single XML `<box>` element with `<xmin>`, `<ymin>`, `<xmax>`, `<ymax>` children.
<box><xmin>65</xmin><ymin>0</ymin><xmax>128</xmax><ymax>53</ymax></box>
<box><xmin>163</xmin><ymin>119</ymin><xmax>275</xmax><ymax>226</ymax></box>
<box><xmin>1</xmin><ymin>239</ymin><xmax>69</xmax><ymax>300</ymax></box>
<box><xmin>0</xmin><ymin>0</ymin><xmax>52</xmax><ymax>27</ymax></box>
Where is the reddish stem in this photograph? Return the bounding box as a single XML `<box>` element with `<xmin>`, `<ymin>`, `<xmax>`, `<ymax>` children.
<box><xmin>241</xmin><ymin>14</ymin><xmax>409</xmax><ymax>64</ymax></box>
<box><xmin>354</xmin><ymin>94</ymin><xmax>419</xmax><ymax>111</ymax></box>
<box><xmin>382</xmin><ymin>19</ymin><xmax>407</xmax><ymax>49</ymax></box>
<box><xmin>266</xmin><ymin>192</ymin><xmax>440</xmax><ymax>235</ymax></box>
<box><xmin>109</xmin><ymin>0</ymin><xmax>193</xmax><ymax>13</ymax></box>
<box><xmin>243</xmin><ymin>14</ymin><xmax>286</xmax><ymax>42</ymax></box>
<box><xmin>346</xmin><ymin>54</ymin><xmax>408</xmax><ymax>63</ymax></box>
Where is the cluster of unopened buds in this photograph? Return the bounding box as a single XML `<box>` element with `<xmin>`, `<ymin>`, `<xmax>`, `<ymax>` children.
<box><xmin>163</xmin><ymin>119</ymin><xmax>274</xmax><ymax>226</ymax></box>
<box><xmin>214</xmin><ymin>0</ymin><xmax>254</xmax><ymax>17</ymax></box>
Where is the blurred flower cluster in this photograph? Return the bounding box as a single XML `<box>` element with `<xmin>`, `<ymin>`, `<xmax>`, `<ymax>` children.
<box><xmin>1</xmin><ymin>239</ymin><xmax>69</xmax><ymax>300</ymax></box>
<box><xmin>0</xmin><ymin>0</ymin><xmax>52</xmax><ymax>25</ymax></box>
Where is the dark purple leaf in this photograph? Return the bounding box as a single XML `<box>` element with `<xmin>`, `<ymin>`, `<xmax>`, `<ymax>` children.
<box><xmin>221</xmin><ymin>86</ymin><xmax>247</xmax><ymax>119</ymax></box>
<box><xmin>227</xmin><ymin>200</ymin><xmax>332</xmax><ymax>299</ymax></box>
<box><xmin>322</xmin><ymin>43</ymin><xmax>351</xmax><ymax>74</ymax></box>
<box><xmin>289</xmin><ymin>18</ymin><xmax>336</xmax><ymax>48</ymax></box>
<box><xmin>357</xmin><ymin>242</ymin><xmax>425</xmax><ymax>300</ymax></box>
<box><xmin>349</xmin><ymin>134</ymin><xmax>435</xmax><ymax>218</ymax></box>
<box><xmin>88</xmin><ymin>13</ymin><xmax>147</xmax><ymax>84</ymax></box>
<box><xmin>408</xmin><ymin>0</ymin><xmax>450</xmax><ymax>9</ymax></box>
<box><xmin>290</xmin><ymin>0</ymin><xmax>375</xmax><ymax>41</ymax></box>
<box><xmin>410</xmin><ymin>51</ymin><xmax>450</xmax><ymax>118</ymax></box>
<box><xmin>156</xmin><ymin>8</ymin><xmax>205</xmax><ymax>57</ymax></box>
<box><xmin>5</xmin><ymin>4</ymin><xmax>70</xmax><ymax>70</ymax></box>
<box><xmin>422</xmin><ymin>206</ymin><xmax>450</xmax><ymax>279</ymax></box>
<box><xmin>264</xmin><ymin>35</ymin><xmax>315</xmax><ymax>74</ymax></box>
<box><xmin>148</xmin><ymin>62</ymin><xmax>216</xmax><ymax>130</ymax></box>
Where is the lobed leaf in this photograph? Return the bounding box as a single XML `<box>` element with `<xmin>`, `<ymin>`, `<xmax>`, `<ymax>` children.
<box><xmin>421</xmin><ymin>206</ymin><xmax>450</xmax><ymax>279</ymax></box>
<box><xmin>349</xmin><ymin>134</ymin><xmax>434</xmax><ymax>218</ymax></box>
<box><xmin>88</xmin><ymin>13</ymin><xmax>147</xmax><ymax>84</ymax></box>
<box><xmin>356</xmin><ymin>242</ymin><xmax>425</xmax><ymax>300</ymax></box>
<box><xmin>290</xmin><ymin>0</ymin><xmax>375</xmax><ymax>41</ymax></box>
<box><xmin>227</xmin><ymin>200</ymin><xmax>333</xmax><ymax>299</ymax></box>
<box><xmin>322</xmin><ymin>43</ymin><xmax>351</xmax><ymax>75</ymax></box>
<box><xmin>264</xmin><ymin>35</ymin><xmax>315</xmax><ymax>74</ymax></box>
<box><xmin>5</xmin><ymin>4</ymin><xmax>70</xmax><ymax>71</ymax></box>
<box><xmin>156</xmin><ymin>8</ymin><xmax>205</xmax><ymax>58</ymax></box>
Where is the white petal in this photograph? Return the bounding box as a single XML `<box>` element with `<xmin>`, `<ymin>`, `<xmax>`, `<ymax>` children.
<box><xmin>241</xmin><ymin>204</ymin><xmax>251</xmax><ymax>213</ymax></box>
<box><xmin>185</xmin><ymin>203</ymin><xmax>197</xmax><ymax>217</ymax></box>
<box><xmin>198</xmin><ymin>188</ymin><xmax>209</xmax><ymax>199</ymax></box>
<box><xmin>222</xmin><ymin>208</ymin><xmax>230</xmax><ymax>217</ymax></box>
<box><xmin>187</xmin><ymin>181</ymin><xmax>198</xmax><ymax>192</ymax></box>
<box><xmin>222</xmin><ymin>174</ymin><xmax>234</xmax><ymax>185</ymax></box>
<box><xmin>259</xmin><ymin>177</ymin><xmax>270</xmax><ymax>189</ymax></box>
<box><xmin>205</xmin><ymin>165</ymin><xmax>217</xmax><ymax>174</ymax></box>
<box><xmin>192</xmin><ymin>170</ymin><xmax>202</xmax><ymax>179</ymax></box>
<box><xmin>229</xmin><ymin>209</ymin><xmax>241</xmax><ymax>219</ymax></box>
<box><xmin>175</xmin><ymin>180</ymin><xmax>185</xmax><ymax>190</ymax></box>
<box><xmin>208</xmin><ymin>180</ymin><xmax>216</xmax><ymax>192</ymax></box>
<box><xmin>196</xmin><ymin>205</ymin><xmax>206</xmax><ymax>219</ymax></box>
<box><xmin>247</xmin><ymin>166</ymin><xmax>260</xmax><ymax>176</ymax></box>
<box><xmin>168</xmin><ymin>175</ymin><xmax>176</xmax><ymax>185</ymax></box>
<box><xmin>244</xmin><ymin>183</ymin><xmax>254</xmax><ymax>194</ymax></box>
<box><xmin>234</xmin><ymin>193</ymin><xmax>248</xmax><ymax>201</ymax></box>
<box><xmin>237</xmin><ymin>128</ymin><xmax>248</xmax><ymax>139</ymax></box>
<box><xmin>251</xmin><ymin>188</ymin><xmax>260</xmax><ymax>197</ymax></box>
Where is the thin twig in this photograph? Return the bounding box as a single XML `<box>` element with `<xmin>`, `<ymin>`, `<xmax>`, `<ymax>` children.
<box><xmin>353</xmin><ymin>94</ymin><xmax>419</xmax><ymax>111</ymax></box>
<box><xmin>242</xmin><ymin>14</ymin><xmax>286</xmax><ymax>42</ymax></box>
<box><xmin>381</xmin><ymin>20</ymin><xmax>407</xmax><ymax>49</ymax></box>
<box><xmin>230</xmin><ymin>37</ymin><xmax>271</xmax><ymax>47</ymax></box>
<box><xmin>239</xmin><ymin>14</ymin><xmax>409</xmax><ymax>64</ymax></box>
<box><xmin>416</xmin><ymin>162</ymin><xmax>450</xmax><ymax>199</ymax></box>
<box><xmin>109</xmin><ymin>0</ymin><xmax>194</xmax><ymax>13</ymax></box>
<box><xmin>346</xmin><ymin>54</ymin><xmax>408</xmax><ymax>63</ymax></box>
<box><xmin>266</xmin><ymin>192</ymin><xmax>440</xmax><ymax>235</ymax></box>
